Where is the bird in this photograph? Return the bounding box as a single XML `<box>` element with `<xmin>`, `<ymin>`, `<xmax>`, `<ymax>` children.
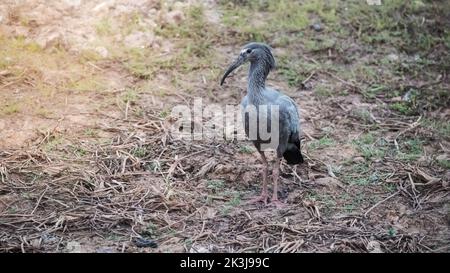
<box><xmin>220</xmin><ymin>42</ymin><xmax>304</xmax><ymax>207</ymax></box>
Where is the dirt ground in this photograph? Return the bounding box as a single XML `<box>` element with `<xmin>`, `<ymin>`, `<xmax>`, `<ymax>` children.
<box><xmin>0</xmin><ymin>0</ymin><xmax>449</xmax><ymax>252</ymax></box>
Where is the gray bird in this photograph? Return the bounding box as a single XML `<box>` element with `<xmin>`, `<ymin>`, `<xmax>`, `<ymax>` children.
<box><xmin>220</xmin><ymin>42</ymin><xmax>304</xmax><ymax>207</ymax></box>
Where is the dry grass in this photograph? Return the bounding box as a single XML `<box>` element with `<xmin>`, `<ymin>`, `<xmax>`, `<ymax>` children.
<box><xmin>0</xmin><ymin>100</ymin><xmax>448</xmax><ymax>252</ymax></box>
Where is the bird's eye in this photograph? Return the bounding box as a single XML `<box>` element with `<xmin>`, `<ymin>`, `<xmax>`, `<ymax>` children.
<box><xmin>246</xmin><ymin>48</ymin><xmax>252</xmax><ymax>54</ymax></box>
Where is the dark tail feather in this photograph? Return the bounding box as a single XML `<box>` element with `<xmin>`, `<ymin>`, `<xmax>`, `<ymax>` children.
<box><xmin>283</xmin><ymin>146</ymin><xmax>304</xmax><ymax>165</ymax></box>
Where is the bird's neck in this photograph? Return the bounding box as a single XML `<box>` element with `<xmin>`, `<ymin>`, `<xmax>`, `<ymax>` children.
<box><xmin>247</xmin><ymin>60</ymin><xmax>269</xmax><ymax>105</ymax></box>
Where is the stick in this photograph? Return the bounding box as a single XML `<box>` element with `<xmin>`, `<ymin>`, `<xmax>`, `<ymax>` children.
<box><xmin>364</xmin><ymin>191</ymin><xmax>399</xmax><ymax>218</ymax></box>
<box><xmin>31</xmin><ymin>186</ymin><xmax>49</xmax><ymax>215</ymax></box>
<box><xmin>125</xmin><ymin>100</ymin><xmax>130</xmax><ymax>120</ymax></box>
<box><xmin>322</xmin><ymin>70</ymin><xmax>361</xmax><ymax>91</ymax></box>
<box><xmin>301</xmin><ymin>71</ymin><xmax>316</xmax><ymax>86</ymax></box>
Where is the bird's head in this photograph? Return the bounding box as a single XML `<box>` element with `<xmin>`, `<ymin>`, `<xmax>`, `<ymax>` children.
<box><xmin>220</xmin><ymin>42</ymin><xmax>275</xmax><ymax>86</ymax></box>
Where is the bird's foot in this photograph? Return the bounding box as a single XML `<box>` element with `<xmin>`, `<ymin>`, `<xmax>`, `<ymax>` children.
<box><xmin>245</xmin><ymin>193</ymin><xmax>269</xmax><ymax>206</ymax></box>
<box><xmin>269</xmin><ymin>198</ymin><xmax>286</xmax><ymax>208</ymax></box>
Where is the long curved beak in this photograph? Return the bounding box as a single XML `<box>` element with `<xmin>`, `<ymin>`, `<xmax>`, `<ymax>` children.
<box><xmin>220</xmin><ymin>55</ymin><xmax>245</xmax><ymax>86</ymax></box>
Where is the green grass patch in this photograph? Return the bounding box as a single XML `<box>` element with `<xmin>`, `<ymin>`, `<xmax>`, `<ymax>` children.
<box><xmin>221</xmin><ymin>191</ymin><xmax>242</xmax><ymax>215</ymax></box>
<box><xmin>239</xmin><ymin>145</ymin><xmax>255</xmax><ymax>154</ymax></box>
<box><xmin>121</xmin><ymin>88</ymin><xmax>139</xmax><ymax>104</ymax></box>
<box><xmin>437</xmin><ymin>159</ymin><xmax>450</xmax><ymax>169</ymax></box>
<box><xmin>396</xmin><ymin>138</ymin><xmax>423</xmax><ymax>161</ymax></box>
<box><xmin>422</xmin><ymin>118</ymin><xmax>450</xmax><ymax>138</ymax></box>
<box><xmin>220</xmin><ymin>0</ymin><xmax>339</xmax><ymax>41</ymax></box>
<box><xmin>131</xmin><ymin>147</ymin><xmax>147</xmax><ymax>158</ymax></box>
<box><xmin>308</xmin><ymin>136</ymin><xmax>335</xmax><ymax>150</ymax></box>
<box><xmin>1</xmin><ymin>103</ymin><xmax>21</xmax><ymax>116</ymax></box>
<box><xmin>304</xmin><ymin>37</ymin><xmax>336</xmax><ymax>52</ymax></box>
<box><xmin>95</xmin><ymin>17</ymin><xmax>114</xmax><ymax>36</ymax></box>
<box><xmin>315</xmin><ymin>85</ymin><xmax>332</xmax><ymax>97</ymax></box>
<box><xmin>352</xmin><ymin>133</ymin><xmax>386</xmax><ymax>160</ymax></box>
<box><xmin>340</xmin><ymin>0</ymin><xmax>448</xmax><ymax>54</ymax></box>
<box><xmin>277</xmin><ymin>56</ymin><xmax>320</xmax><ymax>87</ymax></box>
<box><xmin>207</xmin><ymin>179</ymin><xmax>225</xmax><ymax>193</ymax></box>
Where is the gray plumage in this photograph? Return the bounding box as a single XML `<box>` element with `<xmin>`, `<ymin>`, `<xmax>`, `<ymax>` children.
<box><xmin>221</xmin><ymin>42</ymin><xmax>303</xmax><ymax>206</ymax></box>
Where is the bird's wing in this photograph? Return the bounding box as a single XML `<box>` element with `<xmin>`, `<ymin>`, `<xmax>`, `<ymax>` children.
<box><xmin>274</xmin><ymin>93</ymin><xmax>301</xmax><ymax>142</ymax></box>
<box><xmin>258</xmin><ymin>87</ymin><xmax>300</xmax><ymax>136</ymax></box>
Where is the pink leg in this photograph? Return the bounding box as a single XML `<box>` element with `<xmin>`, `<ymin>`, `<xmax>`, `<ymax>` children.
<box><xmin>246</xmin><ymin>151</ymin><xmax>269</xmax><ymax>205</ymax></box>
<box><xmin>271</xmin><ymin>158</ymin><xmax>285</xmax><ymax>208</ymax></box>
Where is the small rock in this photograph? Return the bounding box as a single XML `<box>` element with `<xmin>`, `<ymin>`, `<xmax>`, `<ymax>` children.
<box><xmin>66</xmin><ymin>241</ymin><xmax>82</xmax><ymax>253</ymax></box>
<box><xmin>30</xmin><ymin>239</ymin><xmax>41</xmax><ymax>249</ymax></box>
<box><xmin>159</xmin><ymin>244</ymin><xmax>185</xmax><ymax>252</ymax></box>
<box><xmin>310</xmin><ymin>23</ymin><xmax>323</xmax><ymax>32</ymax></box>
<box><xmin>133</xmin><ymin>237</ymin><xmax>158</xmax><ymax>248</ymax></box>
<box><xmin>303</xmin><ymin>81</ymin><xmax>313</xmax><ymax>90</ymax></box>
<box><xmin>314</xmin><ymin>177</ymin><xmax>345</xmax><ymax>189</ymax></box>
<box><xmin>94</xmin><ymin>46</ymin><xmax>109</xmax><ymax>58</ymax></box>
<box><xmin>367</xmin><ymin>241</ymin><xmax>383</xmax><ymax>253</ymax></box>
<box><xmin>95</xmin><ymin>247</ymin><xmax>116</xmax><ymax>253</ymax></box>
<box><xmin>189</xmin><ymin>244</ymin><xmax>211</xmax><ymax>253</ymax></box>
<box><xmin>41</xmin><ymin>233</ymin><xmax>59</xmax><ymax>244</ymax></box>
<box><xmin>387</xmin><ymin>53</ymin><xmax>399</xmax><ymax>62</ymax></box>
<box><xmin>353</xmin><ymin>156</ymin><xmax>365</xmax><ymax>163</ymax></box>
<box><xmin>402</xmin><ymin>89</ymin><xmax>414</xmax><ymax>102</ymax></box>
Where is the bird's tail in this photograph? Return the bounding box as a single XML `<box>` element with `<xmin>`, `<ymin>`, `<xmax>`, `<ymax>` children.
<box><xmin>283</xmin><ymin>145</ymin><xmax>304</xmax><ymax>165</ymax></box>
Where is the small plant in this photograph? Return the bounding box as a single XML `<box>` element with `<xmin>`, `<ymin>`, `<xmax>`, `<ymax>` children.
<box><xmin>159</xmin><ymin>110</ymin><xmax>169</xmax><ymax>118</ymax></box>
<box><xmin>305</xmin><ymin>38</ymin><xmax>335</xmax><ymax>52</ymax></box>
<box><xmin>122</xmin><ymin>88</ymin><xmax>139</xmax><ymax>104</ymax></box>
<box><xmin>207</xmin><ymin>180</ymin><xmax>225</xmax><ymax>192</ymax></box>
<box><xmin>309</xmin><ymin>136</ymin><xmax>335</xmax><ymax>150</ymax></box>
<box><xmin>1</xmin><ymin>103</ymin><xmax>20</xmax><ymax>115</ymax></box>
<box><xmin>388</xmin><ymin>227</ymin><xmax>397</xmax><ymax>237</ymax></box>
<box><xmin>353</xmin><ymin>108</ymin><xmax>372</xmax><ymax>124</ymax></box>
<box><xmin>146</xmin><ymin>161</ymin><xmax>161</xmax><ymax>172</ymax></box>
<box><xmin>221</xmin><ymin>191</ymin><xmax>241</xmax><ymax>215</ymax></box>
<box><xmin>363</xmin><ymin>84</ymin><xmax>387</xmax><ymax>99</ymax></box>
<box><xmin>131</xmin><ymin>147</ymin><xmax>147</xmax><ymax>158</ymax></box>
<box><xmin>421</xmin><ymin>118</ymin><xmax>450</xmax><ymax>138</ymax></box>
<box><xmin>84</xmin><ymin>128</ymin><xmax>98</xmax><ymax>137</ymax></box>
<box><xmin>344</xmin><ymin>203</ymin><xmax>355</xmax><ymax>213</ymax></box>
<box><xmin>44</xmin><ymin>136</ymin><xmax>63</xmax><ymax>152</ymax></box>
<box><xmin>73</xmin><ymin>147</ymin><xmax>87</xmax><ymax>157</ymax></box>
<box><xmin>142</xmin><ymin>222</ymin><xmax>159</xmax><ymax>238</ymax></box>
<box><xmin>352</xmin><ymin>133</ymin><xmax>386</xmax><ymax>160</ymax></box>
<box><xmin>437</xmin><ymin>160</ymin><xmax>450</xmax><ymax>169</ymax></box>
<box><xmin>95</xmin><ymin>17</ymin><xmax>113</xmax><ymax>36</ymax></box>
<box><xmin>396</xmin><ymin>138</ymin><xmax>423</xmax><ymax>161</ymax></box>
<box><xmin>315</xmin><ymin>85</ymin><xmax>332</xmax><ymax>97</ymax></box>
<box><xmin>383</xmin><ymin>183</ymin><xmax>396</xmax><ymax>193</ymax></box>
<box><xmin>239</xmin><ymin>145</ymin><xmax>255</xmax><ymax>154</ymax></box>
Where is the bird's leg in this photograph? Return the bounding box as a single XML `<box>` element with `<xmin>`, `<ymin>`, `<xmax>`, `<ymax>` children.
<box><xmin>270</xmin><ymin>158</ymin><xmax>285</xmax><ymax>208</ymax></box>
<box><xmin>246</xmin><ymin>150</ymin><xmax>269</xmax><ymax>205</ymax></box>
